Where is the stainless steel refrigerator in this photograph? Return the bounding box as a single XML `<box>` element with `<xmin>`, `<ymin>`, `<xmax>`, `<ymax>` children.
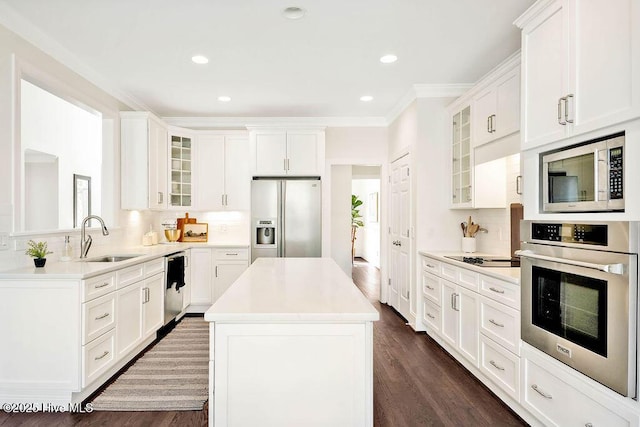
<box><xmin>251</xmin><ymin>178</ymin><xmax>321</xmax><ymax>263</ymax></box>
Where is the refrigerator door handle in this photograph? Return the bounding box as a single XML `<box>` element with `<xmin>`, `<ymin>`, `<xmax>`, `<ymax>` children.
<box><xmin>280</xmin><ymin>180</ymin><xmax>286</xmax><ymax>257</ymax></box>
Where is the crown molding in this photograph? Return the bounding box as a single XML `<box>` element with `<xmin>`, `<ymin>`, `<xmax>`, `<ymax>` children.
<box><xmin>385</xmin><ymin>83</ymin><xmax>473</xmax><ymax>124</ymax></box>
<box><xmin>0</xmin><ymin>3</ymin><xmax>151</xmax><ymax>112</ymax></box>
<box><xmin>513</xmin><ymin>0</ymin><xmax>556</xmax><ymax>29</ymax></box>
<box><xmin>163</xmin><ymin>116</ymin><xmax>388</xmax><ymax>129</ymax></box>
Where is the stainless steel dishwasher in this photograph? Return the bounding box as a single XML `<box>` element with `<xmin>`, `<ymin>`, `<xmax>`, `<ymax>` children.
<box><xmin>164</xmin><ymin>251</ymin><xmax>186</xmax><ymax>325</ymax></box>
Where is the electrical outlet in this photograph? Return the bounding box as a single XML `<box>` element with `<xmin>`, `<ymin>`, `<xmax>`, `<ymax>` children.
<box><xmin>0</xmin><ymin>232</ymin><xmax>8</xmax><ymax>250</ymax></box>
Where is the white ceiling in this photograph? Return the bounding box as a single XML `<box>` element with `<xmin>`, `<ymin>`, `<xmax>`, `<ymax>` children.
<box><xmin>0</xmin><ymin>0</ymin><xmax>534</xmax><ymax>123</ymax></box>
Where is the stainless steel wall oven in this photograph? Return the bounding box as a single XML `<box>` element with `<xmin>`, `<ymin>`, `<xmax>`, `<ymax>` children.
<box><xmin>518</xmin><ymin>221</ymin><xmax>638</xmax><ymax>397</ymax></box>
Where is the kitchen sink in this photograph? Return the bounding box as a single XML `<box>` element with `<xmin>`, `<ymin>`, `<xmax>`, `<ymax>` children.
<box><xmin>83</xmin><ymin>254</ymin><xmax>143</xmax><ymax>262</ymax></box>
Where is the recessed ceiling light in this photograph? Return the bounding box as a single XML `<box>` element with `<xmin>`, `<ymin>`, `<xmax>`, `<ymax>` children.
<box><xmin>380</xmin><ymin>54</ymin><xmax>398</xmax><ymax>64</ymax></box>
<box><xmin>218</xmin><ymin>96</ymin><xmax>231</xmax><ymax>102</ymax></box>
<box><xmin>360</xmin><ymin>95</ymin><xmax>373</xmax><ymax>102</ymax></box>
<box><xmin>191</xmin><ymin>55</ymin><xmax>209</xmax><ymax>64</ymax></box>
<box><xmin>283</xmin><ymin>6</ymin><xmax>306</xmax><ymax>20</ymax></box>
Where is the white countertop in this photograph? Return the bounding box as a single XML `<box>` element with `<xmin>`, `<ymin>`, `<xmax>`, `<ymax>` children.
<box><xmin>418</xmin><ymin>250</ymin><xmax>520</xmax><ymax>284</ymax></box>
<box><xmin>204</xmin><ymin>257</ymin><xmax>380</xmax><ymax>322</ymax></box>
<box><xmin>0</xmin><ymin>242</ymin><xmax>248</xmax><ymax>280</ymax></box>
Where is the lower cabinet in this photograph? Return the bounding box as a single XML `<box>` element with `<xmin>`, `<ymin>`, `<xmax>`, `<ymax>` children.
<box><xmin>440</xmin><ymin>279</ymin><xmax>479</xmax><ymax>367</ymax></box>
<box><xmin>189</xmin><ymin>246</ymin><xmax>249</xmax><ymax>312</ymax></box>
<box><xmin>142</xmin><ymin>273</ymin><xmax>165</xmax><ymax>337</ymax></box>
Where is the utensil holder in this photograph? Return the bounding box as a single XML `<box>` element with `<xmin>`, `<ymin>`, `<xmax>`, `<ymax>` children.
<box><xmin>462</xmin><ymin>237</ymin><xmax>476</xmax><ymax>253</ymax></box>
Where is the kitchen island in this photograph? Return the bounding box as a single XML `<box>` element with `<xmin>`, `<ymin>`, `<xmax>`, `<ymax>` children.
<box><xmin>204</xmin><ymin>257</ymin><xmax>379</xmax><ymax>427</ymax></box>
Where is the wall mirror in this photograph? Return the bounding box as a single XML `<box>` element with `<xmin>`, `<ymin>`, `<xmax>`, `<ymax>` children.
<box><xmin>73</xmin><ymin>174</ymin><xmax>91</xmax><ymax>228</ymax></box>
<box><xmin>18</xmin><ymin>78</ymin><xmax>103</xmax><ymax>232</ymax></box>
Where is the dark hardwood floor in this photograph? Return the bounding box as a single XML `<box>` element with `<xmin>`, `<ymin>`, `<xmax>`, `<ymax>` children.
<box><xmin>1</xmin><ymin>259</ymin><xmax>526</xmax><ymax>427</ymax></box>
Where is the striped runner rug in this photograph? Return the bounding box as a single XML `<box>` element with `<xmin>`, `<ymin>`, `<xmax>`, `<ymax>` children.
<box><xmin>91</xmin><ymin>316</ymin><xmax>209</xmax><ymax>411</ymax></box>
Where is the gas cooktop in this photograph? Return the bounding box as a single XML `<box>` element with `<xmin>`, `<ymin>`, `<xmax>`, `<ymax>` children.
<box><xmin>444</xmin><ymin>256</ymin><xmax>520</xmax><ymax>268</ymax></box>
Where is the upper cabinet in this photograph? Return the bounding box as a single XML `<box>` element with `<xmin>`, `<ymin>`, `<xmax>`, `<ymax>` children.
<box><xmin>196</xmin><ymin>132</ymin><xmax>250</xmax><ymax>211</ymax></box>
<box><xmin>250</xmin><ymin>128</ymin><xmax>325</xmax><ymax>176</ymax></box>
<box><xmin>121</xmin><ymin>112</ymin><xmax>168</xmax><ymax>210</ymax></box>
<box><xmin>451</xmin><ymin>105</ymin><xmax>472</xmax><ymax>207</ymax></box>
<box><xmin>516</xmin><ymin>0</ymin><xmax>640</xmax><ymax>150</ymax></box>
<box><xmin>168</xmin><ymin>128</ymin><xmax>194</xmax><ymax>209</ymax></box>
<box><xmin>472</xmin><ymin>61</ymin><xmax>520</xmax><ymax>147</ymax></box>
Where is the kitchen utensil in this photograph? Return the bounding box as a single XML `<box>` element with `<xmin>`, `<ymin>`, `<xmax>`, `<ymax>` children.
<box><xmin>164</xmin><ymin>229</ymin><xmax>181</xmax><ymax>242</ymax></box>
<box><xmin>460</xmin><ymin>222</ymin><xmax>466</xmax><ymax>236</ymax></box>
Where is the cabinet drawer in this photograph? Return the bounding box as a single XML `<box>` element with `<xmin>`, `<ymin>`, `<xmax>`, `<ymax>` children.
<box><xmin>421</xmin><ymin>257</ymin><xmax>440</xmax><ymax>276</ymax></box>
<box><xmin>83</xmin><ymin>328</ymin><xmax>116</xmax><ymax>388</ymax></box>
<box><xmin>480</xmin><ymin>335</ymin><xmax>520</xmax><ymax>401</ymax></box>
<box><xmin>83</xmin><ymin>272</ymin><xmax>116</xmax><ymax>302</ymax></box>
<box><xmin>421</xmin><ymin>297</ymin><xmax>441</xmax><ymax>334</ymax></box>
<box><xmin>457</xmin><ymin>268</ymin><xmax>479</xmax><ymax>292</ymax></box>
<box><xmin>214</xmin><ymin>248</ymin><xmax>249</xmax><ymax>260</ymax></box>
<box><xmin>479</xmin><ymin>274</ymin><xmax>520</xmax><ymax>309</ymax></box>
<box><xmin>523</xmin><ymin>355</ymin><xmax>634</xmax><ymax>427</ymax></box>
<box><xmin>421</xmin><ymin>271</ymin><xmax>440</xmax><ymax>304</ymax></box>
<box><xmin>440</xmin><ymin>262</ymin><xmax>457</xmax><ymax>282</ymax></box>
<box><xmin>116</xmin><ymin>263</ymin><xmax>145</xmax><ymax>289</ymax></box>
<box><xmin>144</xmin><ymin>257</ymin><xmax>165</xmax><ymax>277</ymax></box>
<box><xmin>82</xmin><ymin>292</ymin><xmax>116</xmax><ymax>345</ymax></box>
<box><xmin>479</xmin><ymin>296</ymin><xmax>520</xmax><ymax>355</ymax></box>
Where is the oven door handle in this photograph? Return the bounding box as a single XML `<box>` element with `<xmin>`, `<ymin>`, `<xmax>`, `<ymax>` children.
<box><xmin>515</xmin><ymin>250</ymin><xmax>624</xmax><ymax>275</ymax></box>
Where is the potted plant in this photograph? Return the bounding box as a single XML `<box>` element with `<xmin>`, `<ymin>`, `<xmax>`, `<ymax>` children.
<box><xmin>25</xmin><ymin>240</ymin><xmax>52</xmax><ymax>267</ymax></box>
<box><xmin>351</xmin><ymin>195</ymin><xmax>364</xmax><ymax>264</ymax></box>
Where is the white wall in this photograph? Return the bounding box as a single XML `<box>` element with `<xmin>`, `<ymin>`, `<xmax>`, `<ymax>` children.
<box><xmin>331</xmin><ymin>165</ymin><xmax>353</xmax><ymax>275</ymax></box>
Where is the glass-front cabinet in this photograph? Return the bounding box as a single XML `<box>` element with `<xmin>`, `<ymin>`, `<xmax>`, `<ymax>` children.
<box><xmin>169</xmin><ymin>134</ymin><xmax>192</xmax><ymax>207</ymax></box>
<box><xmin>451</xmin><ymin>105</ymin><xmax>472</xmax><ymax>207</ymax></box>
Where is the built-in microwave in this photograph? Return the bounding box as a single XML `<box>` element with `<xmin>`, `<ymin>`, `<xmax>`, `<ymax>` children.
<box><xmin>541</xmin><ymin>132</ymin><xmax>624</xmax><ymax>212</ymax></box>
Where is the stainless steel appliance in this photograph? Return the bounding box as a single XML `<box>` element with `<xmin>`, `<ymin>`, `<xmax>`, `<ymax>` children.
<box><xmin>541</xmin><ymin>132</ymin><xmax>624</xmax><ymax>212</ymax></box>
<box><xmin>164</xmin><ymin>252</ymin><xmax>186</xmax><ymax>325</ymax></box>
<box><xmin>251</xmin><ymin>178</ymin><xmax>321</xmax><ymax>263</ymax></box>
<box><xmin>518</xmin><ymin>221</ymin><xmax>638</xmax><ymax>396</ymax></box>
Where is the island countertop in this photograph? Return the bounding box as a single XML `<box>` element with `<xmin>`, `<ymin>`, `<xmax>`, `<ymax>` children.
<box><xmin>204</xmin><ymin>257</ymin><xmax>380</xmax><ymax>323</ymax></box>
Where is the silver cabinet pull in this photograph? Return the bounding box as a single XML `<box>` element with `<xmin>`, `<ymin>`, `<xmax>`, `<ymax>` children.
<box><xmin>491</xmin><ymin>114</ymin><xmax>496</xmax><ymax>132</ymax></box>
<box><xmin>426</xmin><ymin>313</ymin><xmax>435</xmax><ymax>319</ymax></box>
<box><xmin>95</xmin><ymin>282</ymin><xmax>110</xmax><ymax>289</ymax></box>
<box><xmin>516</xmin><ymin>175</ymin><xmax>522</xmax><ymax>195</ymax></box>
<box><xmin>489</xmin><ymin>287</ymin><xmax>505</xmax><ymax>294</ymax></box>
<box><xmin>489</xmin><ymin>360</ymin><xmax>505</xmax><ymax>371</ymax></box>
<box><xmin>531</xmin><ymin>384</ymin><xmax>552</xmax><ymax>399</ymax></box>
<box><xmin>426</xmin><ymin>264</ymin><xmax>436</xmax><ymax>269</ymax></box>
<box><xmin>94</xmin><ymin>350</ymin><xmax>110</xmax><ymax>361</ymax></box>
<box><xmin>487</xmin><ymin>116</ymin><xmax>491</xmax><ymax>133</ymax></box>
<box><xmin>557</xmin><ymin>97</ymin><xmax>567</xmax><ymax>125</ymax></box>
<box><xmin>226</xmin><ymin>253</ymin><xmax>238</xmax><ymax>256</ymax></box>
<box><xmin>489</xmin><ymin>319</ymin><xmax>504</xmax><ymax>328</ymax></box>
<box><xmin>95</xmin><ymin>312</ymin><xmax>110</xmax><ymax>320</ymax></box>
<box><xmin>425</xmin><ymin>285</ymin><xmax>435</xmax><ymax>291</ymax></box>
<box><xmin>565</xmin><ymin>94</ymin><xmax>574</xmax><ymax>123</ymax></box>
<box><xmin>215</xmin><ymin>265</ymin><xmax>218</xmax><ymax>277</ymax></box>
<box><xmin>585</xmin><ymin>424</ymin><xmax>593</xmax><ymax>427</ymax></box>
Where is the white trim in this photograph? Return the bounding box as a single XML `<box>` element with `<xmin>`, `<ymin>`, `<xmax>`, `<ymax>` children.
<box><xmin>386</xmin><ymin>84</ymin><xmax>473</xmax><ymax>125</ymax></box>
<box><xmin>0</xmin><ymin>3</ymin><xmax>150</xmax><ymax>112</ymax></box>
<box><xmin>513</xmin><ymin>0</ymin><xmax>557</xmax><ymax>29</ymax></box>
<box><xmin>164</xmin><ymin>116</ymin><xmax>387</xmax><ymax>129</ymax></box>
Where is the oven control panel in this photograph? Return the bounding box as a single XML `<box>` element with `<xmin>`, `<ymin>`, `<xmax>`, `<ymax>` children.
<box><xmin>531</xmin><ymin>223</ymin><xmax>608</xmax><ymax>246</ymax></box>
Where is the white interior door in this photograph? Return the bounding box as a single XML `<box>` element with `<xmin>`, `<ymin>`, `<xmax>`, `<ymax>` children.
<box><xmin>389</xmin><ymin>154</ymin><xmax>411</xmax><ymax>320</ymax></box>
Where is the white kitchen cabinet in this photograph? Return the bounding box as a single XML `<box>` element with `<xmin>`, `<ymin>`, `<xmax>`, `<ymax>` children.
<box><xmin>522</xmin><ymin>343</ymin><xmax>639</xmax><ymax>427</ymax></box>
<box><xmin>451</xmin><ymin>105</ymin><xmax>472</xmax><ymax>207</ymax></box>
<box><xmin>213</xmin><ymin>248</ymin><xmax>249</xmax><ymax>301</ymax></box>
<box><xmin>250</xmin><ymin>128</ymin><xmax>325</xmax><ymax>176</ymax></box>
<box><xmin>472</xmin><ymin>61</ymin><xmax>520</xmax><ymax>147</ymax></box>
<box><xmin>168</xmin><ymin>129</ymin><xmax>193</xmax><ymax>209</ymax></box>
<box><xmin>142</xmin><ymin>272</ymin><xmax>164</xmax><ymax>338</ymax></box>
<box><xmin>196</xmin><ymin>132</ymin><xmax>250</xmax><ymax>211</ymax></box>
<box><xmin>516</xmin><ymin>0</ymin><xmax>640</xmax><ymax>150</ymax></box>
<box><xmin>189</xmin><ymin>247</ymin><xmax>213</xmax><ymax>308</ymax></box>
<box><xmin>115</xmin><ymin>281</ymin><xmax>143</xmax><ymax>359</ymax></box>
<box><xmin>121</xmin><ymin>112</ymin><xmax>168</xmax><ymax>210</ymax></box>
<box><xmin>441</xmin><ymin>278</ymin><xmax>480</xmax><ymax>367</ymax></box>
<box><xmin>182</xmin><ymin>250</ymin><xmax>191</xmax><ymax>311</ymax></box>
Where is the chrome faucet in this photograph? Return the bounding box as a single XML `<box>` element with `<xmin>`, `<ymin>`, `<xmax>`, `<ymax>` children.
<box><xmin>80</xmin><ymin>215</ymin><xmax>109</xmax><ymax>258</ymax></box>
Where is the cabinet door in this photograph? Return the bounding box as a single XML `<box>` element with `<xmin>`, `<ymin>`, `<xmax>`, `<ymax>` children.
<box><xmin>224</xmin><ymin>136</ymin><xmax>250</xmax><ymax>210</ymax></box>
<box><xmin>196</xmin><ymin>135</ymin><xmax>225</xmax><ymax>210</ymax></box>
<box><xmin>182</xmin><ymin>251</ymin><xmax>191</xmax><ymax>311</ymax></box>
<box><xmin>214</xmin><ymin>261</ymin><xmax>248</xmax><ymax>302</ymax></box>
<box><xmin>440</xmin><ymin>280</ymin><xmax>458</xmax><ymax>348</ymax></box>
<box><xmin>116</xmin><ymin>283</ymin><xmax>143</xmax><ymax>359</ymax></box>
<box><xmin>570</xmin><ymin>0</ymin><xmax>640</xmax><ymax>135</ymax></box>
<box><xmin>142</xmin><ymin>273</ymin><xmax>164</xmax><ymax>339</ymax></box>
<box><xmin>168</xmin><ymin>133</ymin><xmax>193</xmax><ymax>209</ymax></box>
<box><xmin>521</xmin><ymin>0</ymin><xmax>569</xmax><ymax>150</ymax></box>
<box><xmin>149</xmin><ymin>118</ymin><xmax>168</xmax><ymax>210</ymax></box>
<box><xmin>190</xmin><ymin>248</ymin><xmax>213</xmax><ymax>305</ymax></box>
<box><xmin>255</xmin><ymin>132</ymin><xmax>287</xmax><ymax>175</ymax></box>
<box><xmin>286</xmin><ymin>132</ymin><xmax>318</xmax><ymax>175</ymax></box>
<box><xmin>494</xmin><ymin>67</ymin><xmax>520</xmax><ymax>139</ymax></box>
<box><xmin>457</xmin><ymin>286</ymin><xmax>480</xmax><ymax>367</ymax></box>
<box><xmin>472</xmin><ymin>88</ymin><xmax>496</xmax><ymax>147</ymax></box>
<box><xmin>451</xmin><ymin>106</ymin><xmax>472</xmax><ymax>207</ymax></box>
